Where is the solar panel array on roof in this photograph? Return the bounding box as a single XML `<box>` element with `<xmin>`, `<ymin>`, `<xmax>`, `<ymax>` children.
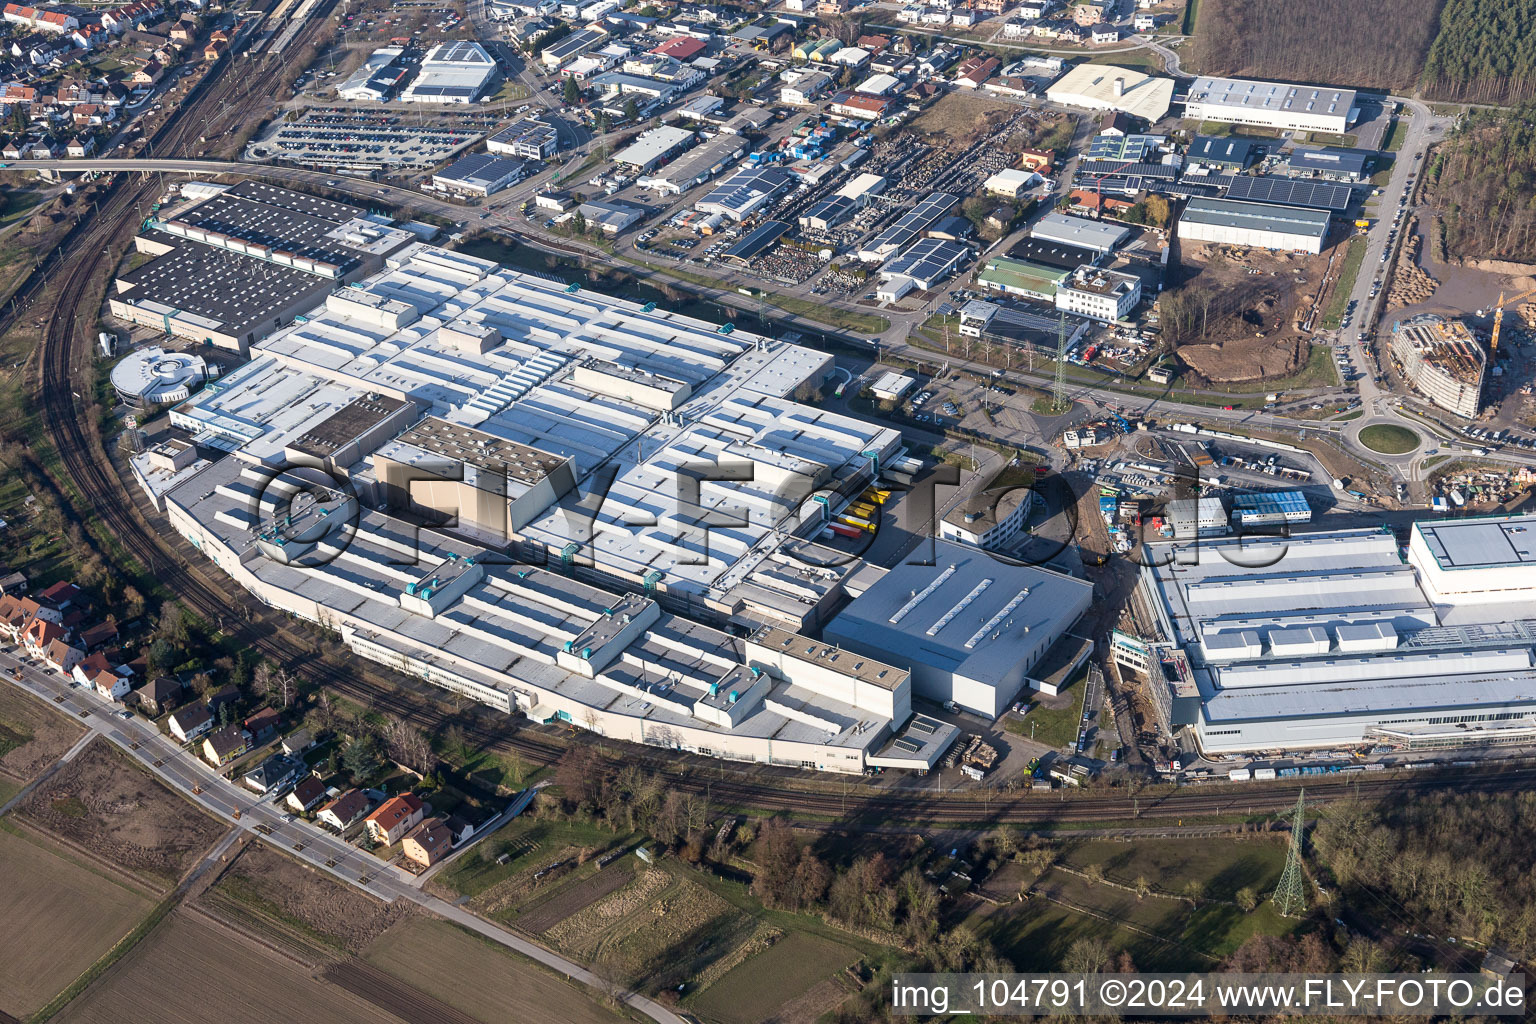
<box><xmin>881</xmin><ymin>238</ymin><xmax>969</xmax><ymax>284</ymax></box>
<box><xmin>723</xmin><ymin>220</ymin><xmax>790</xmax><ymax>263</ymax></box>
<box><xmin>1225</xmin><ymin>175</ymin><xmax>1351</xmax><ymax>212</ymax></box>
<box><xmin>859</xmin><ymin>192</ymin><xmax>958</xmax><ymax>259</ymax></box>
<box><xmin>1078</xmin><ymin>160</ymin><xmax>1177</xmax><ymax>179</ymax></box>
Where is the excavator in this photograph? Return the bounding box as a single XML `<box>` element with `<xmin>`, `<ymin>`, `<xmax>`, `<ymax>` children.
<box><xmin>1489</xmin><ymin>284</ymin><xmax>1536</xmax><ymax>354</ymax></box>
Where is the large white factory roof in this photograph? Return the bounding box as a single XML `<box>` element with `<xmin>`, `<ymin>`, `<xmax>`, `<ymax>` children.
<box><xmin>1414</xmin><ymin>515</ymin><xmax>1536</xmax><ymax>571</ymax></box>
<box><xmin>1045</xmin><ymin>63</ymin><xmax>1174</xmax><ymax>122</ymax></box>
<box><xmin>172</xmin><ymin>242</ymin><xmax>898</xmax><ymax>617</ymax></box>
<box><xmin>1139</xmin><ymin>521</ymin><xmax>1536</xmax><ymax>750</ymax></box>
<box><xmin>1185</xmin><ymin>76</ymin><xmax>1356</xmax><ymax>122</ymax></box>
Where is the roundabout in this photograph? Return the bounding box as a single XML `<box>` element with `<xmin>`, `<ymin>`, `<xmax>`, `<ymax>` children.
<box><xmin>1358</xmin><ymin>423</ymin><xmax>1422</xmax><ymax>455</ymax></box>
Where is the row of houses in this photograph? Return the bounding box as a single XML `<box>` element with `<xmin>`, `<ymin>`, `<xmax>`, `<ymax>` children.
<box><xmin>1</xmin><ymin>581</ymin><xmax>124</xmax><ymax>679</ymax></box>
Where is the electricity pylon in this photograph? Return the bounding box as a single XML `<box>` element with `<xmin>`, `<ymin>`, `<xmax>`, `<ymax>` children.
<box><xmin>1051</xmin><ymin>312</ymin><xmax>1069</xmax><ymax>413</ymax></box>
<box><xmin>1271</xmin><ymin>789</ymin><xmax>1308</xmax><ymax>917</ymax></box>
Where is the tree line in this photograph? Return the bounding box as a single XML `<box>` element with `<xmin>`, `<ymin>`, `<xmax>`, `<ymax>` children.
<box><xmin>1191</xmin><ymin>0</ymin><xmax>1443</xmax><ymax>92</ymax></box>
<box><xmin>1421</xmin><ymin>0</ymin><xmax>1536</xmax><ymax>103</ymax></box>
<box><xmin>1426</xmin><ymin>102</ymin><xmax>1536</xmax><ymax>261</ymax></box>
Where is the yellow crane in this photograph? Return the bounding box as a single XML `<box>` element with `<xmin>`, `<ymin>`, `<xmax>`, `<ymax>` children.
<box><xmin>1489</xmin><ymin>285</ymin><xmax>1536</xmax><ymax>353</ymax></box>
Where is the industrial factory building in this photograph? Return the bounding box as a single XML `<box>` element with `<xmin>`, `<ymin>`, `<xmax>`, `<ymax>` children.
<box><xmin>1182</xmin><ymin>76</ymin><xmax>1357</xmax><ymax>134</ymax></box>
<box><xmin>1127</xmin><ymin>517</ymin><xmax>1536</xmax><ymax>754</ymax></box>
<box><xmin>1177</xmin><ymin>197</ymin><xmax>1330</xmax><ymax>254</ymax></box>
<box><xmin>824</xmin><ymin>541</ymin><xmax>1094</xmax><ymax>718</ymax></box>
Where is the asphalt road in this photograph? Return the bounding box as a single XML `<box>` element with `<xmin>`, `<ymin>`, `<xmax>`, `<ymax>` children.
<box><xmin>0</xmin><ymin>649</ymin><xmax>683</xmax><ymax>1024</ymax></box>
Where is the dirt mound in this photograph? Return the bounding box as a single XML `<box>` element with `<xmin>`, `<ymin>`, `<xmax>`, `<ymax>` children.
<box><xmin>1177</xmin><ymin>335</ymin><xmax>1305</xmax><ymax>383</ymax></box>
<box><xmin>1464</xmin><ymin>258</ymin><xmax>1536</xmax><ymax>279</ymax></box>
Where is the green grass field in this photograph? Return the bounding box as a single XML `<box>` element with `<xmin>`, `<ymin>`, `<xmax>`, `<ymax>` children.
<box><xmin>433</xmin><ymin>817</ymin><xmax>628</xmax><ymax>899</ymax></box>
<box><xmin>1005</xmin><ymin>670</ymin><xmax>1086</xmax><ymax>749</ymax></box>
<box><xmin>1359</xmin><ymin>423</ymin><xmax>1420</xmax><ymax>454</ymax></box>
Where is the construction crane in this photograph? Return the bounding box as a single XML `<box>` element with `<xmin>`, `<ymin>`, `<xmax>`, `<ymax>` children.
<box><xmin>1489</xmin><ymin>285</ymin><xmax>1536</xmax><ymax>354</ymax></box>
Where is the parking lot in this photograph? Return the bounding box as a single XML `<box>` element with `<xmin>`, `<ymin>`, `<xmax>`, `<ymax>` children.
<box><xmin>245</xmin><ymin>106</ymin><xmax>487</xmax><ymax>170</ymax></box>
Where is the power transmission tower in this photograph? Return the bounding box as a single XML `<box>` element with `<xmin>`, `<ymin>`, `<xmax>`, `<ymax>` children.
<box><xmin>1271</xmin><ymin>789</ymin><xmax>1308</xmax><ymax>917</ymax></box>
<box><xmin>1051</xmin><ymin>312</ymin><xmax>1069</xmax><ymax>413</ymax></box>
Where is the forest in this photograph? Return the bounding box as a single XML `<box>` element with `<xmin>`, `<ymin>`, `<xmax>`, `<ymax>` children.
<box><xmin>1426</xmin><ymin>103</ymin><xmax>1536</xmax><ymax>262</ymax></box>
<box><xmin>1421</xmin><ymin>0</ymin><xmax>1536</xmax><ymax>103</ymax></box>
<box><xmin>1190</xmin><ymin>0</ymin><xmax>1444</xmax><ymax>92</ymax></box>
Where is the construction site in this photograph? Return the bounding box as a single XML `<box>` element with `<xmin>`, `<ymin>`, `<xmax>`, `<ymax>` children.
<box><xmin>1389</xmin><ymin>313</ymin><xmax>1487</xmax><ymax>418</ymax></box>
<box><xmin>1163</xmin><ymin>241</ymin><xmax>1342</xmax><ymax>384</ymax></box>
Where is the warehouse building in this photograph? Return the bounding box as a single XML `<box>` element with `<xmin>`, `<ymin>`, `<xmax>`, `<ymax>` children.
<box><xmin>1284</xmin><ymin>145</ymin><xmax>1374</xmax><ymax>181</ymax></box>
<box><xmin>877</xmin><ymin>237</ymin><xmax>970</xmax><ymax>301</ymax></box>
<box><xmin>612</xmin><ymin>125</ymin><xmax>696</xmax><ymax>172</ymax></box>
<box><xmin>977</xmin><ymin>256</ymin><xmax>1067</xmax><ymax>302</ymax></box>
<box><xmin>1165</xmin><ymin>496</ymin><xmax>1228</xmax><ymax>538</ymax></box>
<box><xmin>694</xmin><ymin>166</ymin><xmax>793</xmax><ymax>221</ymax></box>
<box><xmin>152</xmin><ymin>250</ymin><xmax>960</xmax><ymax>773</ymax></box>
<box><xmin>1177</xmin><ymin>197</ymin><xmax>1330</xmax><ymax>254</ymax></box>
<box><xmin>433</xmin><ymin>152</ymin><xmax>527</xmax><ymax>196</ymax></box>
<box><xmin>1183</xmin><ymin>76</ymin><xmax>1357</xmax><ymax>134</ymax></box>
<box><xmin>1229</xmin><ymin>490</ymin><xmax>1311</xmax><ymax>526</ymax></box>
<box><xmin>1045</xmin><ymin>63</ymin><xmax>1174</xmax><ymax>122</ymax></box>
<box><xmin>799</xmin><ymin>195</ymin><xmax>856</xmax><ymax>231</ymax></box>
<box><xmin>824</xmin><ymin>541</ymin><xmax>1095</xmax><ymax>717</ymax></box>
<box><xmin>1389</xmin><ymin>313</ymin><xmax>1485</xmax><ymax>418</ymax></box>
<box><xmin>540</xmin><ymin>26</ymin><xmax>608</xmax><ymax>70</ymax></box>
<box><xmin>857</xmin><ymin>192</ymin><xmax>959</xmax><ymax>261</ymax></box>
<box><xmin>1130</xmin><ymin>519</ymin><xmax>1536</xmax><ymax>753</ymax></box>
<box><xmin>1031</xmin><ymin>212</ymin><xmax>1129</xmax><ymax>254</ymax></box>
<box><xmin>636</xmin><ymin>132</ymin><xmax>747</xmax><ymax>194</ymax></box>
<box><xmin>1054</xmin><ymin>265</ymin><xmax>1140</xmax><ymax>321</ymax></box>
<box><xmin>400</xmin><ymin>41</ymin><xmax>500</xmax><ymax>104</ymax></box>
<box><xmin>1186</xmin><ymin>134</ymin><xmax>1258</xmax><ymax>169</ymax></box>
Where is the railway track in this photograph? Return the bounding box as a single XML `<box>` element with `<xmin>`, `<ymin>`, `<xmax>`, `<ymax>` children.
<box><xmin>27</xmin><ymin>50</ymin><xmax>1536</xmax><ymax>830</ymax></box>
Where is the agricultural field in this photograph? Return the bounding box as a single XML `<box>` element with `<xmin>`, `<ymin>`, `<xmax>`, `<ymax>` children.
<box><xmin>198</xmin><ymin>839</ymin><xmax>417</xmax><ymax>960</ymax></box>
<box><xmin>0</xmin><ymin>827</ymin><xmax>155</xmax><ymax>1019</ymax></box>
<box><xmin>56</xmin><ymin>911</ymin><xmax>400</xmax><ymax>1024</ymax></box>
<box><xmin>0</xmin><ymin>683</ymin><xmax>85</xmax><ymax>795</ymax></box>
<box><xmin>14</xmin><ymin>737</ymin><xmax>225</xmax><ymax>890</ymax></box>
<box><xmin>689</xmin><ymin>931</ymin><xmax>863</xmax><ymax>1024</ymax></box>
<box><xmin>363</xmin><ymin>917</ymin><xmax>624</xmax><ymax>1024</ymax></box>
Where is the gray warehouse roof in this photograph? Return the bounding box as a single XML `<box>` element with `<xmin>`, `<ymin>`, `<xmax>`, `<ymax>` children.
<box><xmin>1180</xmin><ymin>197</ymin><xmax>1331</xmax><ymax>237</ymax></box>
<box><xmin>1285</xmin><ymin>145</ymin><xmax>1374</xmax><ymax>176</ymax></box>
<box><xmin>823</xmin><ymin>541</ymin><xmax>1093</xmax><ymax>688</ymax></box>
<box><xmin>1030</xmin><ymin>212</ymin><xmax>1130</xmax><ymax>252</ymax></box>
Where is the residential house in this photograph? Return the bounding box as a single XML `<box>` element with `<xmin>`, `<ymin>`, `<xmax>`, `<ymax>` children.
<box><xmin>855</xmin><ymin>33</ymin><xmax>890</xmax><ymax>53</ymax></box>
<box><xmin>952</xmin><ymin>55</ymin><xmax>1000</xmax><ymax>88</ymax></box>
<box><xmin>65</xmin><ymin>136</ymin><xmax>94</xmax><ymax>157</ymax></box>
<box><xmin>73</xmin><ymin>652</ymin><xmax>131</xmax><ymax>700</ymax></box>
<box><xmin>1072</xmin><ymin>1</ymin><xmax>1104</xmax><ymax>23</ymax></box>
<box><xmin>77</xmin><ymin>620</ymin><xmax>118</xmax><ymax>651</ymax></box>
<box><xmin>129</xmin><ymin>60</ymin><xmax>162</xmax><ymax>86</ymax></box>
<box><xmin>169</xmin><ymin>704</ymin><xmax>214</xmax><ymax>743</ymax></box>
<box><xmin>280</xmin><ymin>728</ymin><xmax>315</xmax><ymax>756</ymax></box>
<box><xmin>202</xmin><ymin>39</ymin><xmax>223</xmax><ymax>60</ymax></box>
<box><xmin>1017</xmin><ymin>147</ymin><xmax>1054</xmax><ymax>172</ymax></box>
<box><xmin>0</xmin><ymin>569</ymin><xmax>26</xmax><ymax>596</ymax></box>
<box><xmin>318</xmin><ymin>789</ymin><xmax>371</xmax><ymax>831</ymax></box>
<box><xmin>1090</xmin><ymin>24</ymin><xmax>1119</xmax><ymax>43</ymax></box>
<box><xmin>402</xmin><ymin>817</ymin><xmax>453</xmax><ymax>867</ymax></box>
<box><xmin>286</xmin><ymin>775</ymin><xmax>327</xmax><ymax>813</ymax></box>
<box><xmin>134</xmin><ymin>676</ymin><xmax>184</xmax><ymax>715</ymax></box>
<box><xmin>365</xmin><ymin>792</ymin><xmax>425</xmax><ymax>845</ymax></box>
<box><xmin>23</xmin><ymin>616</ymin><xmax>67</xmax><ymax>659</ymax></box>
<box><xmin>202</xmin><ymin>724</ymin><xmax>249</xmax><ymax>766</ymax></box>
<box><xmin>205</xmin><ymin>684</ymin><xmax>240</xmax><ymax>714</ymax></box>
<box><xmin>0</xmin><ymin>594</ymin><xmax>52</xmax><ymax>640</ymax></box>
<box><xmin>169</xmin><ymin>19</ymin><xmax>195</xmax><ymax>43</ymax></box>
<box><xmin>243</xmin><ymin>706</ymin><xmax>281</xmax><ymax>746</ymax></box>
<box><xmin>241</xmin><ymin>753</ymin><xmax>305</xmax><ymax>794</ymax></box>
